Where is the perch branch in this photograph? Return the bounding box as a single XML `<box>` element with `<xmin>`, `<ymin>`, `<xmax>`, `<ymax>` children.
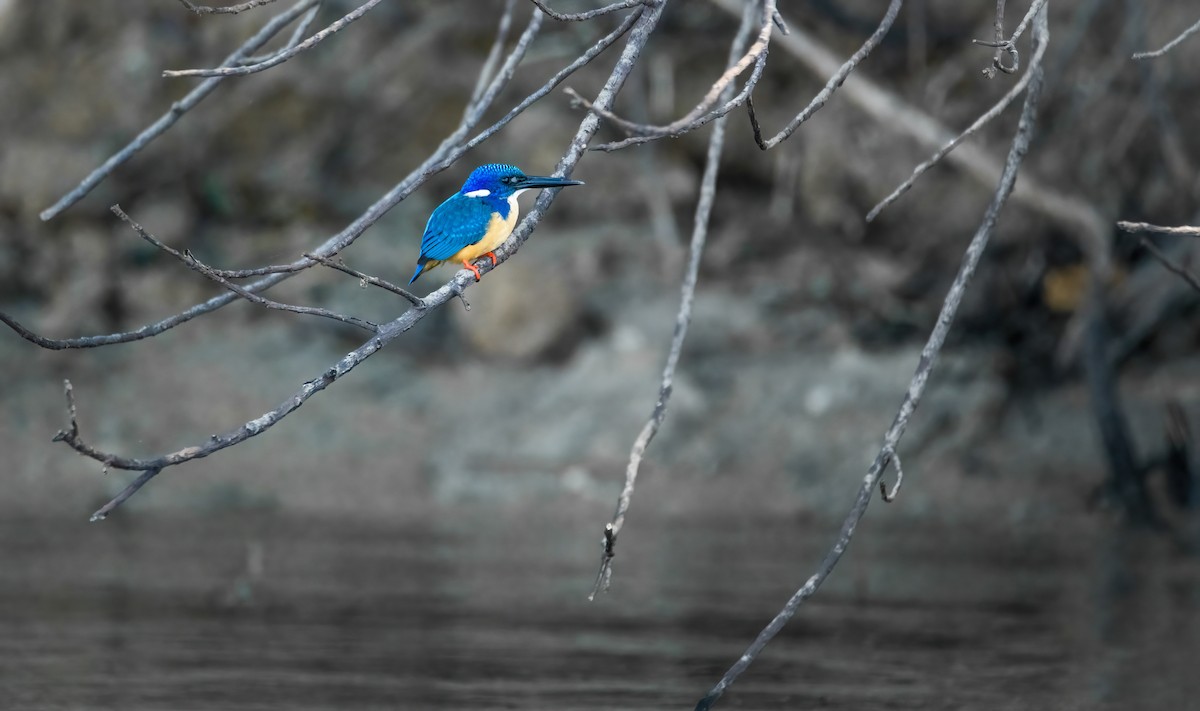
<box><xmin>164</xmin><ymin>0</ymin><xmax>383</xmax><ymax>78</ymax></box>
<box><xmin>62</xmin><ymin>0</ymin><xmax>667</xmax><ymax>519</ymax></box>
<box><xmin>38</xmin><ymin>0</ymin><xmax>320</xmax><ymax>221</ymax></box>
<box><xmin>588</xmin><ymin>0</ymin><xmax>753</xmax><ymax>600</ymax></box>
<box><xmin>696</xmin><ymin>9</ymin><xmax>1047</xmax><ymax>709</ymax></box>
<box><xmin>7</xmin><ymin>4</ymin><xmax>615</xmax><ymax>348</ymax></box>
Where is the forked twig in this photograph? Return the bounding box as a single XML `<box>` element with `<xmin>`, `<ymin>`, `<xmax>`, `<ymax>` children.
<box><xmin>164</xmin><ymin>0</ymin><xmax>383</xmax><ymax>78</ymax></box>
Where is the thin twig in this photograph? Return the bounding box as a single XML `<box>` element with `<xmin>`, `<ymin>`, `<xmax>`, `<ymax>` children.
<box><xmin>1132</xmin><ymin>15</ymin><xmax>1200</xmax><ymax>60</ymax></box>
<box><xmin>529</xmin><ymin>0</ymin><xmax>645</xmax><ymax>22</ymax></box>
<box><xmin>1138</xmin><ymin>238</ymin><xmax>1200</xmax><ymax>293</ymax></box>
<box><xmin>38</xmin><ymin>0</ymin><xmax>320</xmax><ymax>221</ymax></box>
<box><xmin>177</xmin><ymin>0</ymin><xmax>280</xmax><ymax>15</ymax></box>
<box><xmin>164</xmin><ymin>0</ymin><xmax>383</xmax><ymax>78</ymax></box>
<box><xmin>578</xmin><ymin>0</ymin><xmax>775</xmax><ymax>148</ymax></box>
<box><xmin>866</xmin><ymin>10</ymin><xmax>1048</xmax><ymax>222</ymax></box>
<box><xmin>111</xmin><ymin>206</ymin><xmax>378</xmax><ymax>332</ymax></box>
<box><xmin>62</xmin><ymin>1</ymin><xmax>669</xmax><ymax>519</ymax></box>
<box><xmin>696</xmin><ymin>8</ymin><xmax>1047</xmax><ymax>709</ymax></box>
<box><xmin>303</xmin><ymin>252</ymin><xmax>424</xmax><ymax>306</ymax></box>
<box><xmin>241</xmin><ymin>1</ymin><xmax>323</xmax><ymax>65</ymax></box>
<box><xmin>1116</xmin><ymin>221</ymin><xmax>1200</xmax><ymax>238</ymax></box>
<box><xmin>746</xmin><ymin>0</ymin><xmax>903</xmax><ymax>151</ymax></box>
<box><xmin>589</xmin><ymin>0</ymin><xmax>751</xmax><ymax>601</ymax></box>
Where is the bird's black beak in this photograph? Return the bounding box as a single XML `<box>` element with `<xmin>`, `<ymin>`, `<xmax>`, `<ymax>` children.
<box><xmin>518</xmin><ymin>175</ymin><xmax>584</xmax><ymax>189</ymax></box>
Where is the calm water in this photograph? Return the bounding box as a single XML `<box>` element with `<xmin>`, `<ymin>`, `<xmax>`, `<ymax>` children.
<box><xmin>1</xmin><ymin>508</ymin><xmax>1197</xmax><ymax>710</ymax></box>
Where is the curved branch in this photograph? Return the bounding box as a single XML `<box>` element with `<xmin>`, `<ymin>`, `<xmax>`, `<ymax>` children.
<box><xmin>164</xmin><ymin>0</ymin><xmax>383</xmax><ymax>78</ymax></box>
<box><xmin>696</xmin><ymin>7</ymin><xmax>1048</xmax><ymax>710</ymax></box>
<box><xmin>39</xmin><ymin>0</ymin><xmax>321</xmax><ymax>221</ymax></box>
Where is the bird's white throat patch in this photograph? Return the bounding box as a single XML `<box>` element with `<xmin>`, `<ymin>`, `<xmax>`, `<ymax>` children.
<box><xmin>464</xmin><ymin>189</ymin><xmax>490</xmax><ymax>198</ymax></box>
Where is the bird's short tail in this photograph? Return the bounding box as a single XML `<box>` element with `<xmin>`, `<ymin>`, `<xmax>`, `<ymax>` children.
<box><xmin>407</xmin><ymin>261</ymin><xmax>427</xmax><ymax>285</ymax></box>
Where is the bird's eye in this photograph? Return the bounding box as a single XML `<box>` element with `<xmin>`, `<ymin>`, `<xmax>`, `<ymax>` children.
<box><xmin>505</xmin><ymin>176</ymin><xmax>518</xmax><ymax>184</ymax></box>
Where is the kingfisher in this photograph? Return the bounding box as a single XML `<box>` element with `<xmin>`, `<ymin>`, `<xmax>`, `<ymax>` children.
<box><xmin>407</xmin><ymin>163</ymin><xmax>583</xmax><ymax>284</ymax></box>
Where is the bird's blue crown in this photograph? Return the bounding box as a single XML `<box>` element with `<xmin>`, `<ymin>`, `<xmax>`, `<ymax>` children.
<box><xmin>461</xmin><ymin>163</ymin><xmax>526</xmax><ymax>196</ymax></box>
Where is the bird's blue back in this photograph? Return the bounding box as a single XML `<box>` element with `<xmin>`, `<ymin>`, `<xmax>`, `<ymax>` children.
<box><xmin>417</xmin><ymin>191</ymin><xmax>512</xmax><ymax>262</ymax></box>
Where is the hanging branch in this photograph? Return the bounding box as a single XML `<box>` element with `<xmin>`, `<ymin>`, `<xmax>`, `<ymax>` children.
<box><xmin>38</xmin><ymin>0</ymin><xmax>322</xmax><ymax>222</ymax></box>
<box><xmin>55</xmin><ymin>0</ymin><xmax>669</xmax><ymax>521</ymax></box>
<box><xmin>587</xmin><ymin>0</ymin><xmax>755</xmax><ymax>601</ymax></box>
<box><xmin>695</xmin><ymin>7</ymin><xmax>1048</xmax><ymax>709</ymax></box>
<box><xmin>164</xmin><ymin>0</ymin><xmax>384</xmax><ymax>78</ymax></box>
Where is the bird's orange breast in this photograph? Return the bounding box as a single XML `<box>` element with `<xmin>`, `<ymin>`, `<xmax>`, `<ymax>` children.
<box><xmin>447</xmin><ymin>208</ymin><xmax>518</xmax><ymax>264</ymax></box>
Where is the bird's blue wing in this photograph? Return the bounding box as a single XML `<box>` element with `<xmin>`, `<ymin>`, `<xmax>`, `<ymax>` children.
<box><xmin>418</xmin><ymin>194</ymin><xmax>493</xmax><ymax>261</ymax></box>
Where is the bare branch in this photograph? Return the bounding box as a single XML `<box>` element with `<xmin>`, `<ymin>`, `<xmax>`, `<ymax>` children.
<box><xmin>696</xmin><ymin>8</ymin><xmax>1048</xmax><ymax>709</ymax></box>
<box><xmin>61</xmin><ymin>0</ymin><xmax>668</xmax><ymax>519</ymax></box>
<box><xmin>1116</xmin><ymin>221</ymin><xmax>1200</xmax><ymax>238</ymax></box>
<box><xmin>1132</xmin><ymin>15</ymin><xmax>1200</xmax><ymax>60</ymax></box>
<box><xmin>164</xmin><ymin>0</ymin><xmax>383</xmax><ymax>78</ymax></box>
<box><xmin>177</xmin><ymin>0</ymin><xmax>280</xmax><ymax>15</ymax></box>
<box><xmin>38</xmin><ymin>0</ymin><xmax>321</xmax><ymax>221</ymax></box>
<box><xmin>867</xmin><ymin>9</ymin><xmax>1048</xmax><ymax>222</ymax></box>
<box><xmin>588</xmin><ymin>0</ymin><xmax>753</xmax><ymax>602</ymax></box>
<box><xmin>529</xmin><ymin>0</ymin><xmax>645</xmax><ymax>22</ymax></box>
<box><xmin>745</xmin><ymin>0</ymin><xmax>903</xmax><ymax>151</ymax></box>
<box><xmin>302</xmin><ymin>253</ymin><xmax>423</xmax><ymax>306</ymax></box>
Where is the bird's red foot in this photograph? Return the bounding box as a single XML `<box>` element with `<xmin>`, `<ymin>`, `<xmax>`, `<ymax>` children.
<box><xmin>461</xmin><ymin>259</ymin><xmax>482</xmax><ymax>281</ymax></box>
<box><xmin>484</xmin><ymin>251</ymin><xmax>498</xmax><ymax>267</ymax></box>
